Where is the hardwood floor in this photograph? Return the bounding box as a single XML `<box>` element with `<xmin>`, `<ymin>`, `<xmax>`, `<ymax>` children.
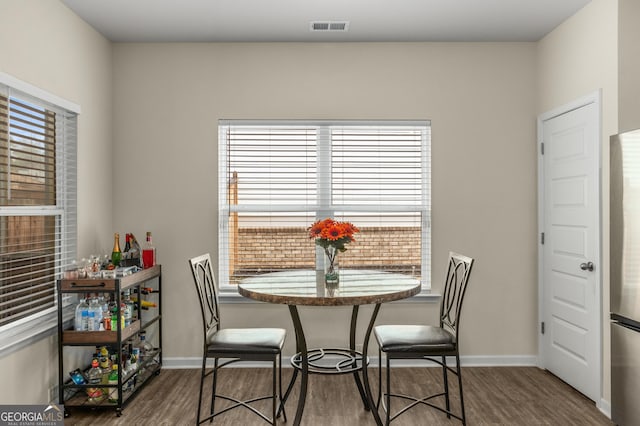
<box><xmin>63</xmin><ymin>367</ymin><xmax>612</xmax><ymax>425</ymax></box>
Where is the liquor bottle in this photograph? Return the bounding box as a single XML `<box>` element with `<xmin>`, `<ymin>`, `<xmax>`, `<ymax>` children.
<box><xmin>131</xmin><ymin>296</ymin><xmax>157</xmax><ymax>310</ymax></box>
<box><xmin>138</xmin><ymin>330</ymin><xmax>153</xmax><ymax>359</ymax></box>
<box><xmin>123</xmin><ymin>233</ymin><xmax>131</xmax><ymax>255</ymax></box>
<box><xmin>129</xmin><ymin>233</ymin><xmax>141</xmax><ymax>267</ymax></box>
<box><xmin>86</xmin><ymin>359</ymin><xmax>104</xmax><ymax>402</ymax></box>
<box><xmin>142</xmin><ymin>232</ymin><xmax>156</xmax><ymax>269</ymax></box>
<box><xmin>122</xmin><ymin>290</ymin><xmax>134</xmax><ymax>326</ymax></box>
<box><xmin>111</xmin><ymin>233</ymin><xmax>122</xmax><ymax>267</ymax></box>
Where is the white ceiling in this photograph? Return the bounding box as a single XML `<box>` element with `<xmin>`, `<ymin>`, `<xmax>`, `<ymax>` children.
<box><xmin>61</xmin><ymin>0</ymin><xmax>592</xmax><ymax>43</ymax></box>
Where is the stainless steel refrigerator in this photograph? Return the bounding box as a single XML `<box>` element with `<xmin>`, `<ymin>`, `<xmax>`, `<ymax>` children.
<box><xmin>610</xmin><ymin>129</ymin><xmax>640</xmax><ymax>426</ymax></box>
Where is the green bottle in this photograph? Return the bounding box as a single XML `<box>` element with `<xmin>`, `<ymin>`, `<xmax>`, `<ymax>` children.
<box><xmin>111</xmin><ymin>233</ymin><xmax>121</xmax><ymax>267</ymax></box>
<box><xmin>108</xmin><ymin>364</ymin><xmax>119</xmax><ymax>402</ymax></box>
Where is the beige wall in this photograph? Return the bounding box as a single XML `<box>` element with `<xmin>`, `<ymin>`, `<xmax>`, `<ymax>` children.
<box><xmin>0</xmin><ymin>0</ymin><xmax>616</xmax><ymax>410</ymax></box>
<box><xmin>537</xmin><ymin>0</ymin><xmax>618</xmax><ymax>406</ymax></box>
<box><xmin>619</xmin><ymin>0</ymin><xmax>640</xmax><ymax>131</ymax></box>
<box><xmin>111</xmin><ymin>42</ymin><xmax>538</xmax><ymax>360</ymax></box>
<box><xmin>0</xmin><ymin>0</ymin><xmax>113</xmax><ymax>403</ymax></box>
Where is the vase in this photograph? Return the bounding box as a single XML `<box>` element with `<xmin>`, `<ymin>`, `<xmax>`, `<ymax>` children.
<box><xmin>324</xmin><ymin>246</ymin><xmax>339</xmax><ymax>287</ymax></box>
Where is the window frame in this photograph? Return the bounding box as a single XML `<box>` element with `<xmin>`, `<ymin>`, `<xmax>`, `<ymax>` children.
<box><xmin>218</xmin><ymin>120</ymin><xmax>434</xmax><ymax>301</ymax></box>
<box><xmin>0</xmin><ymin>72</ymin><xmax>80</xmax><ymax>356</ymax></box>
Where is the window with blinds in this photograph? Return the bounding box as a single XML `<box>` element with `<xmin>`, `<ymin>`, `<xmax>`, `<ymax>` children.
<box><xmin>218</xmin><ymin>120</ymin><xmax>430</xmax><ymax>289</ymax></box>
<box><xmin>0</xmin><ymin>84</ymin><xmax>77</xmax><ymax>330</ymax></box>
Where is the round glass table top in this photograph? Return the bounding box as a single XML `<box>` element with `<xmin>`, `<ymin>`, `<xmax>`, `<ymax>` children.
<box><xmin>238</xmin><ymin>269</ymin><xmax>421</xmax><ymax>306</ymax></box>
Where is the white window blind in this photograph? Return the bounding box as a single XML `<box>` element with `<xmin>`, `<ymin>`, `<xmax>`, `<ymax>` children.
<box><xmin>0</xmin><ymin>83</ymin><xmax>77</xmax><ymax>330</ymax></box>
<box><xmin>219</xmin><ymin>120</ymin><xmax>430</xmax><ymax>290</ymax></box>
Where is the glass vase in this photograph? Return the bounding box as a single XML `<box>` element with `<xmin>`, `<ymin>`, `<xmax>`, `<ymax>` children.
<box><xmin>324</xmin><ymin>246</ymin><xmax>339</xmax><ymax>287</ymax></box>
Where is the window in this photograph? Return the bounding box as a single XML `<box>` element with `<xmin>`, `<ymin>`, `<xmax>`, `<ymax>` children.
<box><xmin>218</xmin><ymin>120</ymin><xmax>430</xmax><ymax>292</ymax></box>
<box><xmin>0</xmin><ymin>73</ymin><xmax>78</xmax><ymax>351</ymax></box>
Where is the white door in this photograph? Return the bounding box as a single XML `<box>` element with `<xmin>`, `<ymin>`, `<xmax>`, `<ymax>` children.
<box><xmin>539</xmin><ymin>94</ymin><xmax>601</xmax><ymax>402</ymax></box>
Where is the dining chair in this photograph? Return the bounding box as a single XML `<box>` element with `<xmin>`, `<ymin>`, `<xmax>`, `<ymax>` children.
<box><xmin>188</xmin><ymin>253</ymin><xmax>287</xmax><ymax>425</ymax></box>
<box><xmin>373</xmin><ymin>251</ymin><xmax>474</xmax><ymax>425</ymax></box>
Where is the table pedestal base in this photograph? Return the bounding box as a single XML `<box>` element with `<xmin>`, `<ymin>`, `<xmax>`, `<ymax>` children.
<box><xmin>281</xmin><ymin>304</ymin><xmax>382</xmax><ymax>425</ymax></box>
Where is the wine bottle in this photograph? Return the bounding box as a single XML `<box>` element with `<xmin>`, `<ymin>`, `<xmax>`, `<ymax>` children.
<box><xmin>142</xmin><ymin>231</ymin><xmax>156</xmax><ymax>269</ymax></box>
<box><xmin>123</xmin><ymin>233</ymin><xmax>131</xmax><ymax>256</ymax></box>
<box><xmin>111</xmin><ymin>233</ymin><xmax>122</xmax><ymax>267</ymax></box>
<box><xmin>131</xmin><ymin>233</ymin><xmax>142</xmax><ymax>267</ymax></box>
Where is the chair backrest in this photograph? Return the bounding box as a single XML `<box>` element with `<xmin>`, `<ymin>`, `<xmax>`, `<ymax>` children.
<box><xmin>189</xmin><ymin>253</ymin><xmax>221</xmax><ymax>341</ymax></box>
<box><xmin>440</xmin><ymin>252</ymin><xmax>474</xmax><ymax>338</ymax></box>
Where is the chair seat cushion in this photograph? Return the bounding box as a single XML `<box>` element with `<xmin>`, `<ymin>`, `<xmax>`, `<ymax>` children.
<box><xmin>374</xmin><ymin>324</ymin><xmax>456</xmax><ymax>355</ymax></box>
<box><xmin>206</xmin><ymin>328</ymin><xmax>286</xmax><ymax>355</ymax></box>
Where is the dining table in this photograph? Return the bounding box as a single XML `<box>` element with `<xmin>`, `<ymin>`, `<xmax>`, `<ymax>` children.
<box><xmin>237</xmin><ymin>268</ymin><xmax>421</xmax><ymax>426</ymax></box>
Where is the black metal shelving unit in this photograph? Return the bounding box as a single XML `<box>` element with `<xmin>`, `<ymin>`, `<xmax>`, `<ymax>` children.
<box><xmin>56</xmin><ymin>265</ymin><xmax>162</xmax><ymax>417</ymax></box>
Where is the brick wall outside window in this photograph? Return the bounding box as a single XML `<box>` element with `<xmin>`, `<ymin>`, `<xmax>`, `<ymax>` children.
<box><xmin>233</xmin><ymin>227</ymin><xmax>421</xmax><ymax>277</ymax></box>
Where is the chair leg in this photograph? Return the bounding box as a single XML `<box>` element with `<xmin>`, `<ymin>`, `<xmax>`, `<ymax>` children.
<box><xmin>442</xmin><ymin>355</ymin><xmax>451</xmax><ymax>418</ymax></box>
<box><xmin>377</xmin><ymin>346</ymin><xmax>382</xmax><ymax>409</ymax></box>
<box><xmin>385</xmin><ymin>355</ymin><xmax>391</xmax><ymax>426</ymax></box>
<box><xmin>456</xmin><ymin>353</ymin><xmax>466</xmax><ymax>426</ymax></box>
<box><xmin>278</xmin><ymin>353</ymin><xmax>287</xmax><ymax>422</ymax></box>
<box><xmin>272</xmin><ymin>358</ymin><xmax>277</xmax><ymax>426</ymax></box>
<box><xmin>197</xmin><ymin>355</ymin><xmax>207</xmax><ymax>425</ymax></box>
<box><xmin>211</xmin><ymin>358</ymin><xmax>219</xmax><ymax>422</ymax></box>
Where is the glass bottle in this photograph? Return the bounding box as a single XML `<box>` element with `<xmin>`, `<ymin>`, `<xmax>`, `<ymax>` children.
<box><xmin>142</xmin><ymin>232</ymin><xmax>156</xmax><ymax>269</ymax></box>
<box><xmin>130</xmin><ymin>233</ymin><xmax>141</xmax><ymax>265</ymax></box>
<box><xmin>139</xmin><ymin>330</ymin><xmax>153</xmax><ymax>359</ymax></box>
<box><xmin>111</xmin><ymin>233</ymin><xmax>122</xmax><ymax>267</ymax></box>
<box><xmin>122</xmin><ymin>290</ymin><xmax>134</xmax><ymax>326</ymax></box>
<box><xmin>86</xmin><ymin>359</ymin><xmax>104</xmax><ymax>402</ymax></box>
<box><xmin>124</xmin><ymin>233</ymin><xmax>131</xmax><ymax>255</ymax></box>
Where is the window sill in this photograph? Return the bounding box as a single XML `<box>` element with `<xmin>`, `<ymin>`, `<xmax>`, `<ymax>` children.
<box><xmin>0</xmin><ymin>304</ymin><xmax>74</xmax><ymax>358</ymax></box>
<box><xmin>219</xmin><ymin>289</ymin><xmax>440</xmax><ymax>304</ymax></box>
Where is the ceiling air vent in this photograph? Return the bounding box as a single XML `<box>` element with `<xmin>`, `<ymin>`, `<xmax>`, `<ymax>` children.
<box><xmin>310</xmin><ymin>21</ymin><xmax>350</xmax><ymax>32</ymax></box>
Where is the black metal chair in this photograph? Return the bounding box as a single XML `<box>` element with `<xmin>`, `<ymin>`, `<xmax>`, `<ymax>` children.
<box><xmin>188</xmin><ymin>253</ymin><xmax>287</xmax><ymax>425</ymax></box>
<box><xmin>374</xmin><ymin>252</ymin><xmax>474</xmax><ymax>425</ymax></box>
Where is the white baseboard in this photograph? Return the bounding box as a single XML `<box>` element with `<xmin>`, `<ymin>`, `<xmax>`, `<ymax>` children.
<box><xmin>162</xmin><ymin>354</ymin><xmax>538</xmax><ymax>370</ymax></box>
<box><xmin>598</xmin><ymin>398</ymin><xmax>611</xmax><ymax>419</ymax></box>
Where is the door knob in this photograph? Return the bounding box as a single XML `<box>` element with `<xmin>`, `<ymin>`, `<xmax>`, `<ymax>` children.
<box><xmin>580</xmin><ymin>261</ymin><xmax>594</xmax><ymax>272</ymax></box>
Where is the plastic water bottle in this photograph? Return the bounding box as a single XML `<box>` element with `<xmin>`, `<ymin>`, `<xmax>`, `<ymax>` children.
<box><xmin>81</xmin><ymin>310</ymin><xmax>89</xmax><ymax>331</ymax></box>
<box><xmin>74</xmin><ymin>298</ymin><xmax>88</xmax><ymax>331</ymax></box>
<box><xmin>87</xmin><ymin>311</ymin><xmax>96</xmax><ymax>331</ymax></box>
<box><xmin>88</xmin><ymin>298</ymin><xmax>103</xmax><ymax>330</ymax></box>
<box><xmin>100</xmin><ymin>296</ymin><xmax>109</xmax><ymax>317</ymax></box>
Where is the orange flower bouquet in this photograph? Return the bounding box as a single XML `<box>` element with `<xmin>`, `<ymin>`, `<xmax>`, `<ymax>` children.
<box><xmin>308</xmin><ymin>218</ymin><xmax>360</xmax><ymax>285</ymax></box>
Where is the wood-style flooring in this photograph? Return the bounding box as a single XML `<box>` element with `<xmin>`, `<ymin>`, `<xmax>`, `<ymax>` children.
<box><xmin>63</xmin><ymin>367</ymin><xmax>613</xmax><ymax>425</ymax></box>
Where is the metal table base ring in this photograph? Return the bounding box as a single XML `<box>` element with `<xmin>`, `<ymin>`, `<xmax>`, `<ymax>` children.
<box><xmin>290</xmin><ymin>348</ymin><xmax>369</xmax><ymax>375</ymax></box>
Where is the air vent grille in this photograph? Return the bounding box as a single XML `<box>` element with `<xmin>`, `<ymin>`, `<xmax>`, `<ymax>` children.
<box><xmin>310</xmin><ymin>21</ymin><xmax>350</xmax><ymax>32</ymax></box>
